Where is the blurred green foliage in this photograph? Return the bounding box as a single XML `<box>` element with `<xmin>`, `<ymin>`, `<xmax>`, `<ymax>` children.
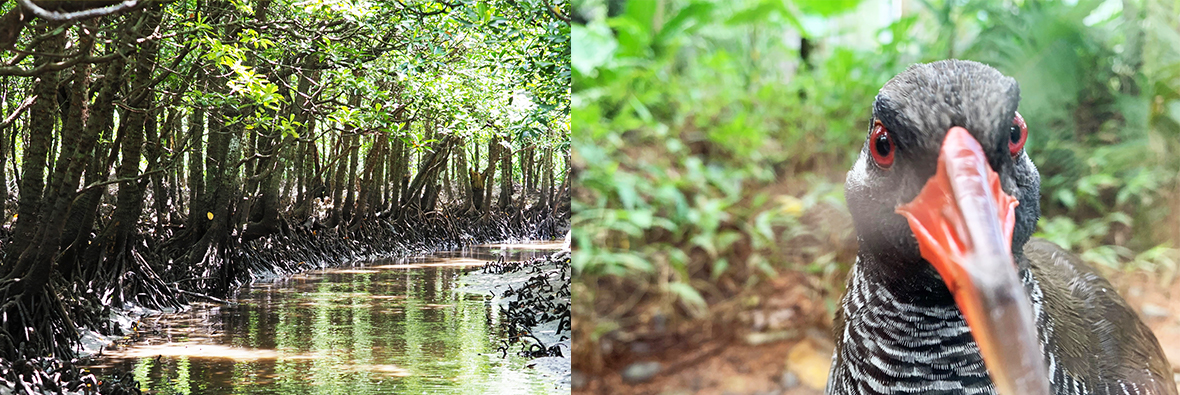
<box><xmin>572</xmin><ymin>0</ymin><xmax>1180</xmax><ymax>342</ymax></box>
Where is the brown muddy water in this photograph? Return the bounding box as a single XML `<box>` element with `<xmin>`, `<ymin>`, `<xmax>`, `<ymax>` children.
<box><xmin>87</xmin><ymin>241</ymin><xmax>566</xmax><ymax>394</ymax></box>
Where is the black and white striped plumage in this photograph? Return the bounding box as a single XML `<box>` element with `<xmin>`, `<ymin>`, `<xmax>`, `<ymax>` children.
<box><xmin>827</xmin><ymin>60</ymin><xmax>1176</xmax><ymax>395</ymax></box>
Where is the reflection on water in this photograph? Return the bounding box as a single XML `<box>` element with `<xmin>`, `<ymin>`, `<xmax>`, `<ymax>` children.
<box><xmin>90</xmin><ymin>241</ymin><xmax>565</xmax><ymax>394</ymax></box>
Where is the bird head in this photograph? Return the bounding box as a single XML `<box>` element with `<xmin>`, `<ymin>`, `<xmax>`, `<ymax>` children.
<box><xmin>844</xmin><ymin>60</ymin><xmax>1049</xmax><ymax>395</ymax></box>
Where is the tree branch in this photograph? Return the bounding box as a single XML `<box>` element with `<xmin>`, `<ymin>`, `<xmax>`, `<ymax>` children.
<box><xmin>0</xmin><ymin>95</ymin><xmax>35</xmax><ymax>129</ymax></box>
<box><xmin>76</xmin><ymin>167</ymin><xmax>166</xmax><ymax>194</ymax></box>
<box><xmin>18</xmin><ymin>0</ymin><xmax>141</xmax><ymax>22</ymax></box>
<box><xmin>542</xmin><ymin>0</ymin><xmax>571</xmax><ymax>23</ymax></box>
<box><xmin>0</xmin><ymin>43</ymin><xmax>122</xmax><ymax>77</ymax></box>
<box><xmin>394</xmin><ymin>0</ymin><xmax>459</xmax><ymax>17</ymax></box>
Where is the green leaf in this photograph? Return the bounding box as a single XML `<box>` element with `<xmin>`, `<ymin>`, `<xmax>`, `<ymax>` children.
<box><xmin>652</xmin><ymin>217</ymin><xmax>678</xmax><ymax>232</ymax></box>
<box><xmin>1055</xmin><ymin>189</ymin><xmax>1076</xmax><ymax>209</ymax></box>
<box><xmin>1165</xmin><ymin>99</ymin><xmax>1180</xmax><ymax>126</ymax></box>
<box><xmin>1105</xmin><ymin>211</ymin><xmax>1132</xmax><ymax>226</ymax></box>
<box><xmin>1081</xmin><ymin>246</ymin><xmax>1121</xmax><ymax>269</ymax></box>
<box><xmin>615</xmin><ymin>178</ymin><xmax>639</xmax><ymax>209</ymax></box>
<box><xmin>714</xmin><ymin>230</ymin><xmax>742</xmax><ymax>253</ymax></box>
<box><xmin>690</xmin><ymin>233</ymin><xmax>718</xmax><ymax>258</ymax></box>
<box><xmin>626</xmin><ymin>209</ymin><xmax>654</xmax><ymax>229</ymax></box>
<box><xmin>668</xmin><ymin>249</ymin><xmax>690</xmax><ymax>272</ymax></box>
<box><xmin>754</xmin><ymin>211</ymin><xmax>775</xmax><ymax>243</ymax></box>
<box><xmin>613</xmin><ymin>252</ymin><xmax>654</xmax><ymax>273</ymax></box>
<box><xmin>795</xmin><ymin>0</ymin><xmax>863</xmax><ymax>17</ymax></box>
<box><xmin>621</xmin><ymin>0</ymin><xmax>656</xmax><ymax>37</ymax></box>
<box><xmin>727</xmin><ymin>0</ymin><xmax>787</xmax><ymax>26</ymax></box>
<box><xmin>653</xmin><ymin>2</ymin><xmax>714</xmax><ymax>48</ymax></box>
<box><xmin>667</xmin><ymin>282</ymin><xmax>707</xmax><ymax>311</ymax></box>
<box><xmin>711</xmin><ymin>258</ymin><xmax>729</xmax><ymax>280</ymax></box>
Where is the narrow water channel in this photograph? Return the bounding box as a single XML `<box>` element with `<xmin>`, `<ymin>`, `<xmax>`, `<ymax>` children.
<box><xmin>88</xmin><ymin>241</ymin><xmax>567</xmax><ymax>394</ymax></box>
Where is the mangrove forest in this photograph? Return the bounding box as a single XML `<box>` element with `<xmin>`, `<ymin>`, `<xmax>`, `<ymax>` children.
<box><xmin>0</xmin><ymin>0</ymin><xmax>571</xmax><ymax>393</ymax></box>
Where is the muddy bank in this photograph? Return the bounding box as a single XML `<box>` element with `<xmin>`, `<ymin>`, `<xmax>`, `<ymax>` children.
<box><xmin>81</xmin><ymin>242</ymin><xmax>567</xmax><ymax>394</ymax></box>
<box><xmin>458</xmin><ymin>249</ymin><xmax>573</xmax><ymax>392</ymax></box>
<box><xmin>167</xmin><ymin>206</ymin><xmax>571</xmax><ymax>298</ymax></box>
<box><xmin>1</xmin><ymin>207</ymin><xmax>569</xmax><ymax>394</ymax></box>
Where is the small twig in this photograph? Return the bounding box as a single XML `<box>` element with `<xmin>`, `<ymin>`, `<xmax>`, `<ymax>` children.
<box><xmin>542</xmin><ymin>0</ymin><xmax>571</xmax><ymax>23</ymax></box>
<box><xmin>76</xmin><ymin>167</ymin><xmax>167</xmax><ymax>193</ymax></box>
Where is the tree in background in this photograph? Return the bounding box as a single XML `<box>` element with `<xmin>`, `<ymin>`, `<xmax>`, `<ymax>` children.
<box><xmin>0</xmin><ymin>0</ymin><xmax>570</xmax><ymax>363</ymax></box>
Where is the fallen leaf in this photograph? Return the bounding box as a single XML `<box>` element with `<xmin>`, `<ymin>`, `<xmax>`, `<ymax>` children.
<box><xmin>785</xmin><ymin>338</ymin><xmax>832</xmax><ymax>390</ymax></box>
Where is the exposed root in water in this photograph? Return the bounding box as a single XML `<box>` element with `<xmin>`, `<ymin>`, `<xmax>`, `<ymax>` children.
<box><xmin>193</xmin><ymin>206</ymin><xmax>570</xmax><ymax>297</ymax></box>
<box><xmin>0</xmin><ymin>355</ymin><xmax>133</xmax><ymax>395</ymax></box>
<box><xmin>483</xmin><ymin>251</ymin><xmax>572</xmax><ymax>359</ymax></box>
<box><xmin>0</xmin><ymin>203</ymin><xmax>569</xmax><ymax>394</ymax></box>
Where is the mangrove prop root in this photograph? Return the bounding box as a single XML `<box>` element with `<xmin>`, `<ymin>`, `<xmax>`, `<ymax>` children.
<box><xmin>0</xmin><ymin>203</ymin><xmax>569</xmax><ymax>394</ymax></box>
<box><xmin>179</xmin><ymin>206</ymin><xmax>569</xmax><ymax>298</ymax></box>
<box><xmin>486</xmin><ymin>250</ymin><xmax>572</xmax><ymax>359</ymax></box>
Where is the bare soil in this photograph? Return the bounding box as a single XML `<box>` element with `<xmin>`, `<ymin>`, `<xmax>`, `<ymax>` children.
<box><xmin>575</xmin><ymin>270</ymin><xmax>1180</xmax><ymax>395</ymax></box>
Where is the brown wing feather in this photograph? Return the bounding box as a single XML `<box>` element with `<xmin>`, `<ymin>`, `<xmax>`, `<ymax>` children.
<box><xmin>1025</xmin><ymin>238</ymin><xmax>1177</xmax><ymax>395</ymax></box>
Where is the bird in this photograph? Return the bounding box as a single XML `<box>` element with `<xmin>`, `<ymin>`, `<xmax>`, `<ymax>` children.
<box><xmin>825</xmin><ymin>59</ymin><xmax>1177</xmax><ymax>395</ymax></box>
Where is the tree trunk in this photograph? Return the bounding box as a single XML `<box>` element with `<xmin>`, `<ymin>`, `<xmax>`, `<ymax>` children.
<box><xmin>423</xmin><ymin>145</ymin><xmax>449</xmax><ymax>211</ymax></box>
<box><xmin>353</xmin><ymin>132</ymin><xmax>386</xmax><ymax>225</ymax></box>
<box><xmin>38</xmin><ymin>60</ymin><xmax>92</xmax><ymax>279</ymax></box>
<box><xmin>544</xmin><ymin>147</ymin><xmax>555</xmax><ymax>211</ymax></box>
<box><xmin>187</xmin><ymin>106</ymin><xmax>205</xmax><ymax>227</ymax></box>
<box><xmin>2</xmin><ymin>31</ymin><xmax>62</xmax><ymax>281</ymax></box>
<box><xmin>59</xmin><ymin>57</ymin><xmax>126</xmax><ymax>277</ymax></box>
<box><xmin>242</xmin><ymin>127</ymin><xmax>285</xmax><ymax>241</ymax></box>
<box><xmin>107</xmin><ymin>13</ymin><xmax>159</xmax><ymax>273</ymax></box>
<box><xmin>442</xmin><ymin>151</ymin><xmax>452</xmax><ymax>203</ymax></box>
<box><xmin>0</xmin><ymin>78</ymin><xmax>8</xmax><ymax>222</ymax></box>
<box><xmin>482</xmin><ymin>135</ymin><xmax>499</xmax><ymax>213</ymax></box>
<box><xmin>389</xmin><ymin>122</ymin><xmax>409</xmax><ymax>215</ymax></box>
<box><xmin>457</xmin><ymin>143</ymin><xmax>472</xmax><ymax>212</ymax></box>
<box><xmin>292</xmin><ymin>138</ymin><xmax>303</xmax><ymax>205</ymax></box>
<box><xmin>186</xmin><ymin>104</ymin><xmax>243</xmax><ymax>275</ymax></box>
<box><xmin>327</xmin><ymin>132</ymin><xmax>348</xmax><ymax>228</ymax></box>
<box><xmin>199</xmin><ymin>110</ymin><xmax>229</xmax><ymax>238</ymax></box>
<box><xmin>499</xmin><ymin>135</ymin><xmax>513</xmax><ymax>211</ymax></box>
<box><xmin>145</xmin><ymin>108</ymin><xmax>170</xmax><ymax>235</ymax></box>
<box><xmin>371</xmin><ymin>134</ymin><xmax>385</xmax><ymax>215</ymax></box>
<box><xmin>382</xmin><ymin>137</ymin><xmax>392</xmax><ymax>211</ymax></box>
<box><xmin>238</xmin><ymin>123</ymin><xmax>259</xmax><ymax>227</ymax></box>
<box><xmin>292</xmin><ymin>133</ymin><xmax>320</xmax><ymax>221</ymax></box>
<box><xmin>289</xmin><ymin>69</ymin><xmax>318</xmax><ymax>222</ymax></box>
<box><xmin>404</xmin><ymin>134</ymin><xmax>453</xmax><ymax>212</ymax></box>
<box><xmin>524</xmin><ymin>147</ymin><xmax>534</xmax><ymax>201</ymax></box>
<box><xmin>342</xmin><ymin>132</ymin><xmax>358</xmax><ymax>223</ymax></box>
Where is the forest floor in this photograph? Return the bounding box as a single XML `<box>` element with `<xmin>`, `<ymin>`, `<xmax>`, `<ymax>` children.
<box><xmin>573</xmin><ymin>270</ymin><xmax>1180</xmax><ymax>395</ymax></box>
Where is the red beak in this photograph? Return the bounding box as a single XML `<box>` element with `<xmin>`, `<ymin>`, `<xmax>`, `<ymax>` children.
<box><xmin>895</xmin><ymin>127</ymin><xmax>1050</xmax><ymax>395</ymax></box>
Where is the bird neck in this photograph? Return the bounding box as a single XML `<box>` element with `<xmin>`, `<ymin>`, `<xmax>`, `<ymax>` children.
<box><xmin>853</xmin><ymin>248</ymin><xmax>1034</xmax><ymax>306</ymax></box>
<box><xmin>854</xmin><ymin>252</ymin><xmax>957</xmax><ymax>305</ymax></box>
<box><xmin>834</xmin><ymin>262</ymin><xmax>994</xmax><ymax>393</ymax></box>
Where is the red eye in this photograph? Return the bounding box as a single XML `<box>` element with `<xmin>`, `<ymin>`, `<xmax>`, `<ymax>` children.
<box><xmin>870</xmin><ymin>121</ymin><xmax>894</xmax><ymax>168</ymax></box>
<box><xmin>1009</xmin><ymin>111</ymin><xmax>1027</xmax><ymax>156</ymax></box>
